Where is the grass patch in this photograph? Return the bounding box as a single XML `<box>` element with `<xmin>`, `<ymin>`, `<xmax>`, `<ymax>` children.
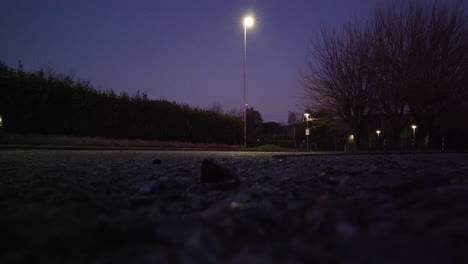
<box><xmin>0</xmin><ymin>132</ymin><xmax>241</xmax><ymax>150</ymax></box>
<box><xmin>246</xmin><ymin>144</ymin><xmax>293</xmax><ymax>152</ymax></box>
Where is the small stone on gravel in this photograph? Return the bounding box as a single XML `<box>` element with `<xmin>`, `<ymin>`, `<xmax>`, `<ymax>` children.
<box><xmin>200</xmin><ymin>159</ymin><xmax>238</xmax><ymax>184</ymax></box>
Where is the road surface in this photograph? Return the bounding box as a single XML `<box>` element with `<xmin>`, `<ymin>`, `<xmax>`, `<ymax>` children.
<box><xmin>1</xmin><ymin>150</ymin><xmax>468</xmax><ymax>263</ymax></box>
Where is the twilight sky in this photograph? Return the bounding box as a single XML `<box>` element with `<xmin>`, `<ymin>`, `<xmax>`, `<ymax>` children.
<box><xmin>1</xmin><ymin>0</ymin><xmax>463</xmax><ymax>122</ymax></box>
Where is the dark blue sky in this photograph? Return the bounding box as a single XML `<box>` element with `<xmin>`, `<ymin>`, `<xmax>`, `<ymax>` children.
<box><xmin>1</xmin><ymin>0</ymin><xmax>463</xmax><ymax>122</ymax></box>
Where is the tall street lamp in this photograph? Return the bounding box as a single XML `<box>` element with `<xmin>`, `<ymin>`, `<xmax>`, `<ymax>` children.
<box><xmin>243</xmin><ymin>15</ymin><xmax>254</xmax><ymax>148</ymax></box>
<box><xmin>411</xmin><ymin>124</ymin><xmax>417</xmax><ymax>148</ymax></box>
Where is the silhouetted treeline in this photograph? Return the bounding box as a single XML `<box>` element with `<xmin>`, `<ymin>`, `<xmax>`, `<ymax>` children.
<box><xmin>0</xmin><ymin>61</ymin><xmax>242</xmax><ymax>144</ymax></box>
<box><xmin>246</xmin><ymin>107</ymin><xmax>263</xmax><ymax>146</ymax></box>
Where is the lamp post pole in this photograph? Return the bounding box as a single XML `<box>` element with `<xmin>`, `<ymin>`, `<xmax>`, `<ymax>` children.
<box><xmin>243</xmin><ymin>22</ymin><xmax>247</xmax><ymax>148</ymax></box>
<box><xmin>242</xmin><ymin>16</ymin><xmax>254</xmax><ymax>148</ymax></box>
<box><xmin>411</xmin><ymin>125</ymin><xmax>417</xmax><ymax>149</ymax></box>
<box><xmin>306</xmin><ymin>122</ymin><xmax>309</xmax><ymax>152</ymax></box>
<box><xmin>304</xmin><ymin>113</ymin><xmax>310</xmax><ymax>152</ymax></box>
<box><xmin>376</xmin><ymin>130</ymin><xmax>381</xmax><ymax>150</ymax></box>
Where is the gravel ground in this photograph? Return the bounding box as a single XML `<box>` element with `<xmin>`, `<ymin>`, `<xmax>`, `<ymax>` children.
<box><xmin>1</xmin><ymin>150</ymin><xmax>468</xmax><ymax>263</ymax></box>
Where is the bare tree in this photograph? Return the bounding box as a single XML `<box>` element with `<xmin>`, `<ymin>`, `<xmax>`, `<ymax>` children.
<box><xmin>302</xmin><ymin>20</ymin><xmax>376</xmax><ymax>151</ymax></box>
<box><xmin>369</xmin><ymin>1</ymin><xmax>422</xmax><ymax>149</ymax></box>
<box><xmin>405</xmin><ymin>1</ymin><xmax>468</xmax><ymax>147</ymax></box>
<box><xmin>287</xmin><ymin>111</ymin><xmax>298</xmax><ymax>125</ymax></box>
<box><xmin>302</xmin><ymin>108</ymin><xmax>330</xmax><ymax>130</ymax></box>
<box><xmin>371</xmin><ymin>0</ymin><xmax>468</xmax><ymax>148</ymax></box>
<box><xmin>303</xmin><ymin>0</ymin><xmax>468</xmax><ymax>150</ymax></box>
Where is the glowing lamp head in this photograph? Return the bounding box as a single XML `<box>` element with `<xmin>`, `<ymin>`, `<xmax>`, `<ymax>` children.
<box><xmin>244</xmin><ymin>16</ymin><xmax>254</xmax><ymax>28</ymax></box>
<box><xmin>411</xmin><ymin>125</ymin><xmax>417</xmax><ymax>130</ymax></box>
<box><xmin>376</xmin><ymin>130</ymin><xmax>381</xmax><ymax>135</ymax></box>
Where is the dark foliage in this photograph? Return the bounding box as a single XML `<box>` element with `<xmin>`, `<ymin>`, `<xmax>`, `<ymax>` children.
<box><xmin>0</xmin><ymin>61</ymin><xmax>242</xmax><ymax>144</ymax></box>
<box><xmin>246</xmin><ymin>107</ymin><xmax>263</xmax><ymax>147</ymax></box>
<box><xmin>262</xmin><ymin>122</ymin><xmax>283</xmax><ymax>138</ymax></box>
<box><xmin>302</xmin><ymin>1</ymin><xmax>468</xmax><ymax>150</ymax></box>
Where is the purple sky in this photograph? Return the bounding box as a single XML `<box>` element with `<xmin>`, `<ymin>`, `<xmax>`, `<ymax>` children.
<box><xmin>1</xmin><ymin>0</ymin><xmax>463</xmax><ymax>122</ymax></box>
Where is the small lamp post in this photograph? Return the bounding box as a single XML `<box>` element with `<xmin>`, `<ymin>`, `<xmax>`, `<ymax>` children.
<box><xmin>411</xmin><ymin>125</ymin><xmax>417</xmax><ymax>148</ymax></box>
<box><xmin>376</xmin><ymin>130</ymin><xmax>381</xmax><ymax>150</ymax></box>
<box><xmin>303</xmin><ymin>113</ymin><xmax>310</xmax><ymax>152</ymax></box>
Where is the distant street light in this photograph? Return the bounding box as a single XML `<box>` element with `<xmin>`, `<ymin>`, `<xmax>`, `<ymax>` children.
<box><xmin>243</xmin><ymin>15</ymin><xmax>254</xmax><ymax>148</ymax></box>
<box><xmin>347</xmin><ymin>134</ymin><xmax>354</xmax><ymax>151</ymax></box>
<box><xmin>411</xmin><ymin>124</ymin><xmax>417</xmax><ymax>148</ymax></box>
<box><xmin>303</xmin><ymin>113</ymin><xmax>311</xmax><ymax>151</ymax></box>
<box><xmin>376</xmin><ymin>130</ymin><xmax>381</xmax><ymax>149</ymax></box>
<box><xmin>0</xmin><ymin>114</ymin><xmax>3</xmax><ymax>127</ymax></box>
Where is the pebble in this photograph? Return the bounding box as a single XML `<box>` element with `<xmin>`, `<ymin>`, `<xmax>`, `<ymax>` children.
<box><xmin>200</xmin><ymin>159</ymin><xmax>238</xmax><ymax>184</ymax></box>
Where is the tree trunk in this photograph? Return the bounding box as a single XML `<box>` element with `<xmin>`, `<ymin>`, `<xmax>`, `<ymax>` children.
<box><xmin>352</xmin><ymin>127</ymin><xmax>360</xmax><ymax>152</ymax></box>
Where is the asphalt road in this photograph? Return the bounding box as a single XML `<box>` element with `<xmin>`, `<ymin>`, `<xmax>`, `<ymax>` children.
<box><xmin>2</xmin><ymin>150</ymin><xmax>468</xmax><ymax>263</ymax></box>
